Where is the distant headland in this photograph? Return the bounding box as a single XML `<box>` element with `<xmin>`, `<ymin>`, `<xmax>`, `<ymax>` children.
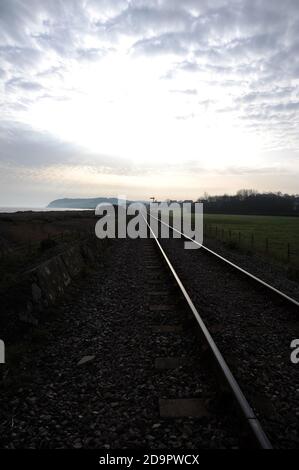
<box><xmin>47</xmin><ymin>197</ymin><xmax>127</xmax><ymax>209</ymax></box>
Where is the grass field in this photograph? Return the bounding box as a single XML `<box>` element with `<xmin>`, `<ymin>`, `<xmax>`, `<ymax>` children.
<box><xmin>203</xmin><ymin>213</ymin><xmax>299</xmax><ymax>269</ymax></box>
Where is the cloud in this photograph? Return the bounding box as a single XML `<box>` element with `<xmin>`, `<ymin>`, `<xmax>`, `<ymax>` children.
<box><xmin>0</xmin><ymin>120</ymin><xmax>134</xmax><ymax>171</ymax></box>
<box><xmin>131</xmin><ymin>32</ymin><xmax>190</xmax><ymax>56</ymax></box>
<box><xmin>0</xmin><ymin>121</ymin><xmax>78</xmax><ymax>167</ymax></box>
<box><xmin>237</xmin><ymin>87</ymin><xmax>295</xmax><ymax>104</ymax></box>
<box><xmin>76</xmin><ymin>47</ymin><xmax>109</xmax><ymax>62</ymax></box>
<box><xmin>0</xmin><ymin>0</ymin><xmax>299</xmax><ymax>203</ymax></box>
<box><xmin>170</xmin><ymin>88</ymin><xmax>197</xmax><ymax>95</ymax></box>
<box><xmin>0</xmin><ymin>45</ymin><xmax>42</xmax><ymax>70</ymax></box>
<box><xmin>5</xmin><ymin>77</ymin><xmax>44</xmax><ymax>92</ymax></box>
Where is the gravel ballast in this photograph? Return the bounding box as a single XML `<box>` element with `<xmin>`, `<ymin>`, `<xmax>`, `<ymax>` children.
<box><xmin>0</xmin><ymin>238</ymin><xmax>242</xmax><ymax>449</ymax></box>
<box><xmin>160</xmin><ymin>236</ymin><xmax>299</xmax><ymax>449</ymax></box>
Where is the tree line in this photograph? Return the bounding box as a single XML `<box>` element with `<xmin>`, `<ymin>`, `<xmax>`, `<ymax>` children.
<box><xmin>196</xmin><ymin>190</ymin><xmax>299</xmax><ymax>216</ymax></box>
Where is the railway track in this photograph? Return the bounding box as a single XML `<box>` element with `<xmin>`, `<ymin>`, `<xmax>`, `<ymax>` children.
<box><xmin>142</xmin><ymin>215</ymin><xmax>272</xmax><ymax>449</ymax></box>
<box><xmin>150</xmin><ymin>214</ymin><xmax>299</xmax><ymax>309</ymax></box>
<box><xmin>144</xmin><ymin>214</ymin><xmax>299</xmax><ymax>449</ymax></box>
<box><xmin>1</xmin><ymin>218</ymin><xmax>298</xmax><ymax>448</ymax></box>
<box><xmin>0</xmin><ymin>236</ymin><xmax>261</xmax><ymax>449</ymax></box>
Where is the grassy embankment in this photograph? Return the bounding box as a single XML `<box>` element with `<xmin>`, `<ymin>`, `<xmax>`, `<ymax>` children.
<box><xmin>202</xmin><ymin>213</ymin><xmax>299</xmax><ymax>270</ymax></box>
<box><xmin>0</xmin><ymin>210</ymin><xmax>96</xmax><ymax>291</ymax></box>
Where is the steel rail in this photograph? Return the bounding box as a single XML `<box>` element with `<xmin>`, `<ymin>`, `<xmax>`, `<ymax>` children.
<box><xmin>150</xmin><ymin>214</ymin><xmax>299</xmax><ymax>309</ymax></box>
<box><xmin>142</xmin><ymin>215</ymin><xmax>272</xmax><ymax>449</ymax></box>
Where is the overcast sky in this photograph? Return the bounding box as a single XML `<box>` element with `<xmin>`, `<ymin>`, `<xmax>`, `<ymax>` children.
<box><xmin>1</xmin><ymin>0</ymin><xmax>299</xmax><ymax>206</ymax></box>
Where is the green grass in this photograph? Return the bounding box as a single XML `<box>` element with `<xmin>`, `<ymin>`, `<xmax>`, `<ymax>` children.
<box><xmin>202</xmin><ymin>213</ymin><xmax>299</xmax><ymax>268</ymax></box>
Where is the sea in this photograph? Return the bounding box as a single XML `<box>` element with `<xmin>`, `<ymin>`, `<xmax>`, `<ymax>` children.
<box><xmin>0</xmin><ymin>207</ymin><xmax>90</xmax><ymax>213</ymax></box>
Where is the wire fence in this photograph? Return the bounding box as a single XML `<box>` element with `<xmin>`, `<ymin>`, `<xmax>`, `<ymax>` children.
<box><xmin>1</xmin><ymin>223</ymin><xmax>298</xmax><ymax>269</ymax></box>
<box><xmin>204</xmin><ymin>223</ymin><xmax>299</xmax><ymax>268</ymax></box>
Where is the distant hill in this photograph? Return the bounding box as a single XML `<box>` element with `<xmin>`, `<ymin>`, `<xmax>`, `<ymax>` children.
<box><xmin>47</xmin><ymin>197</ymin><xmax>128</xmax><ymax>209</ymax></box>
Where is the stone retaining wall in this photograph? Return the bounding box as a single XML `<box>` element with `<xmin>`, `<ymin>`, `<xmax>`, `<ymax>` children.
<box><xmin>1</xmin><ymin>238</ymin><xmax>107</xmax><ymax>339</ymax></box>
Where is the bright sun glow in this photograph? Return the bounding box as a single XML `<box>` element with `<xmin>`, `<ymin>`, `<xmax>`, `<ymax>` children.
<box><xmin>23</xmin><ymin>52</ymin><xmax>263</xmax><ymax>170</ymax></box>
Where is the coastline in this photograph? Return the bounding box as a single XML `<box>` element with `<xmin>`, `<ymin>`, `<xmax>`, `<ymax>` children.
<box><xmin>0</xmin><ymin>207</ymin><xmax>91</xmax><ymax>214</ymax></box>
